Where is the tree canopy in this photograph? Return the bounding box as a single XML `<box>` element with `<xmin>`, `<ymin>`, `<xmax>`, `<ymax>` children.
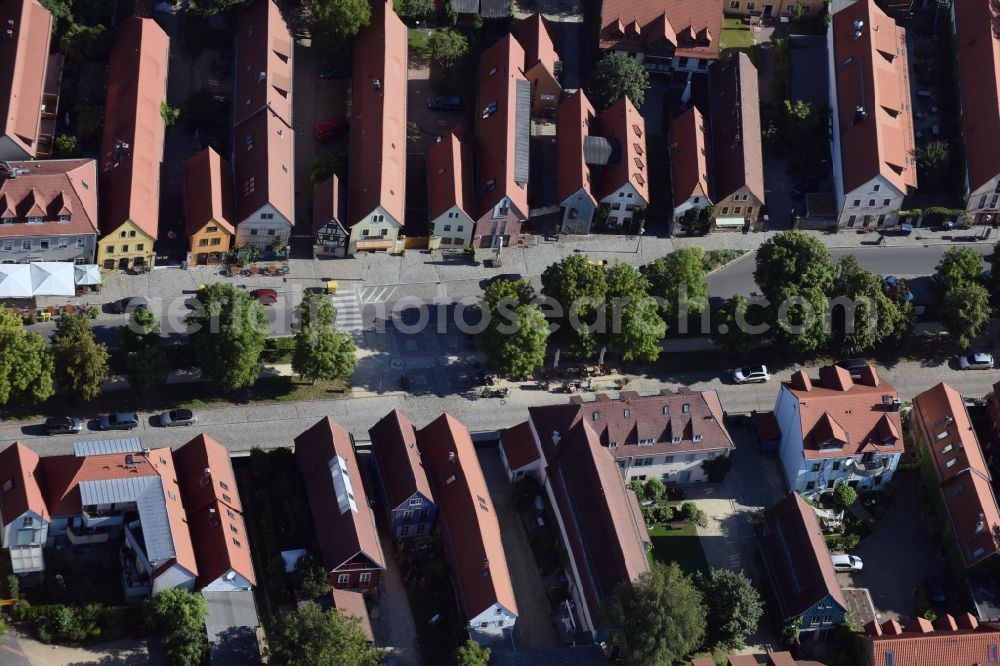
<box><xmin>146</xmin><ymin>589</ymin><xmax>208</xmax><ymax>666</ymax></box>
<box><xmin>50</xmin><ymin>311</ymin><xmax>109</xmax><ymax>402</ymax></box>
<box><xmin>833</xmin><ymin>483</ymin><xmax>858</xmax><ymax>511</ymax></box>
<box><xmin>266</xmin><ymin>602</ymin><xmax>382</xmax><ymax>666</ymax></box>
<box><xmin>643</xmin><ymin>248</ymin><xmax>708</xmax><ymax>328</ymax></box>
<box><xmin>941</xmin><ymin>281</ymin><xmax>992</xmax><ymax>349</ymax></box>
<box><xmin>605</xmin><ymin>262</ymin><xmax>665</xmax><ymax>363</ymax></box>
<box><xmin>694</xmin><ymin>569</ymin><xmax>763</xmax><ymax>649</ymax></box>
<box><xmin>710</xmin><ymin>294</ymin><xmax>761</xmax><ymax>355</ymax></box>
<box><xmin>429</xmin><ymin>28</ymin><xmax>469</xmax><ymax>72</ymax></box>
<box><xmin>603</xmin><ymin>562</ymin><xmax>706</xmax><ymax>665</ymax></box>
<box><xmin>588</xmin><ymin>53</ymin><xmax>650</xmax><ymax>110</ymax></box>
<box><xmin>830</xmin><ymin>256</ymin><xmax>911</xmax><ymax>355</ymax></box>
<box><xmin>541</xmin><ymin>254</ymin><xmax>608</xmax><ymax>358</ymax></box>
<box><xmin>292</xmin><ymin>294</ymin><xmax>357</xmax><ymax>383</ymax></box>
<box><xmin>935</xmin><ymin>247</ymin><xmax>985</xmax><ymax>286</ymax></box>
<box><xmin>187</xmin><ymin>283</ymin><xmax>269</xmax><ymax>392</ymax></box>
<box><xmin>454</xmin><ymin>639</ymin><xmax>491</xmax><ymax>666</ymax></box>
<box><xmin>396</xmin><ymin>0</ymin><xmax>435</xmax><ymax>21</ymax></box>
<box><xmin>308</xmin><ymin>0</ymin><xmax>372</xmax><ymax>44</ymax></box>
<box><xmin>0</xmin><ymin>309</ymin><xmax>54</xmax><ymax>406</ymax></box>
<box><xmin>754</xmin><ymin>231</ymin><xmax>838</xmax><ymax>300</ymax></box>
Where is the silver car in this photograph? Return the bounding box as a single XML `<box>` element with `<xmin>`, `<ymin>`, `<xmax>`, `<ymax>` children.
<box><xmin>959</xmin><ymin>353</ymin><xmax>994</xmax><ymax>370</ymax></box>
<box><xmin>733</xmin><ymin>365</ymin><xmax>770</xmax><ymax>384</ymax></box>
<box><xmin>98</xmin><ymin>412</ymin><xmax>139</xmax><ymax>431</ymax></box>
<box><xmin>159</xmin><ymin>409</ymin><xmax>198</xmax><ymax>427</ymax></box>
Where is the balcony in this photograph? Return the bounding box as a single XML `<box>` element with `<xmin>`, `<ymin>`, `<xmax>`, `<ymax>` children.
<box><xmin>82</xmin><ymin>509</ymin><xmax>124</xmax><ymax>529</ymax></box>
<box><xmin>67</xmin><ymin>525</ymin><xmax>111</xmax><ymax>545</ymax></box>
<box><xmin>120</xmin><ymin>548</ymin><xmax>151</xmax><ymax>598</ymax></box>
<box><xmin>851</xmin><ymin>459</ymin><xmax>888</xmax><ymax>478</ymax></box>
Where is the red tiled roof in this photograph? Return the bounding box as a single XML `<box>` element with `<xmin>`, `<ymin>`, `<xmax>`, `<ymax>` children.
<box><xmin>295</xmin><ymin>417</ymin><xmax>386</xmax><ymax>573</ymax></box>
<box><xmin>709</xmin><ymin>53</ymin><xmax>764</xmax><ymax>202</ymax></box>
<box><xmin>0</xmin><ymin>159</ymin><xmax>98</xmax><ymax>238</ymax></box>
<box><xmin>184</xmin><ymin>148</ymin><xmax>235</xmax><ymax>238</ymax></box>
<box><xmin>98</xmin><ymin>17</ymin><xmax>169</xmax><ymax>240</ymax></box>
<box><xmin>0</xmin><ymin>442</ymin><xmax>47</xmax><ymax>526</ymax></box>
<box><xmin>941</xmin><ymin>469</ymin><xmax>1000</xmax><ymax>567</ymax></box>
<box><xmin>426</xmin><ymin>128</ymin><xmax>474</xmax><ymax>222</ymax></box>
<box><xmin>39</xmin><ymin>449</ymin><xmax>161</xmax><ymax>517</ymax></box>
<box><xmin>782</xmin><ymin>365</ymin><xmax>903</xmax><ymax>459</ymax></box>
<box><xmin>913</xmin><ymin>383</ymin><xmax>990</xmax><ymax>482</ymax></box>
<box><xmin>512</xmin><ymin>13</ymin><xmax>559</xmax><ymax>75</ymax></box>
<box><xmin>234</xmin><ymin>0</ymin><xmax>292</xmax><ymax>127</ymax></box>
<box><xmin>727</xmin><ymin>656</ymin><xmax>758</xmax><ymax>666</ymax></box>
<box><xmin>832</xmin><ymin>0</ymin><xmax>917</xmax><ymax>196</ymax></box>
<box><xmin>760</xmin><ymin>492</ymin><xmax>847</xmax><ymax>620</ymax></box>
<box><xmin>174</xmin><ymin>434</ymin><xmax>243</xmax><ymax>515</ymax></box>
<box><xmin>499</xmin><ymin>421</ymin><xmax>540</xmax><ymax>471</ymax></box>
<box><xmin>954</xmin><ymin>0</ymin><xmax>1000</xmax><ymax>196</ymax></box>
<box><xmin>348</xmin><ymin>1</ymin><xmax>408</xmax><ymax>227</ymax></box>
<box><xmin>555</xmin><ymin>89</ymin><xmax>597</xmax><ymax>204</ymax></box>
<box><xmin>331</xmin><ymin>588</ymin><xmax>374</xmax><ymax>641</ymax></box>
<box><xmin>600</xmin><ymin>0</ymin><xmax>722</xmax><ymax>60</ymax></box>
<box><xmin>418</xmin><ymin>414</ymin><xmax>517</xmax><ymax>620</ymax></box>
<box><xmin>670</xmin><ymin>105</ymin><xmax>711</xmax><ymax>204</ymax></box>
<box><xmin>595</xmin><ymin>96</ymin><xmax>650</xmax><ymax>203</ymax></box>
<box><xmin>863</xmin><ymin>615</ymin><xmax>1000</xmax><ymax>665</ymax></box>
<box><xmin>232</xmin><ymin>107</ymin><xmax>294</xmax><ymax>225</ymax></box>
<box><xmin>313</xmin><ymin>173</ymin><xmax>345</xmax><ymax>235</ymax></box>
<box><xmin>369</xmin><ymin>410</ymin><xmax>435</xmax><ymax>511</ymax></box>
<box><xmin>476</xmin><ymin>34</ymin><xmax>530</xmax><ymax>219</ymax></box>
<box><xmin>0</xmin><ymin>0</ymin><xmax>54</xmax><ymax>158</ymax></box>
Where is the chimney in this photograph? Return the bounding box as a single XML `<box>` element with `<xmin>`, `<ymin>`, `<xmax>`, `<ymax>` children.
<box><xmin>203</xmin><ymin>467</ymin><xmax>211</xmax><ymax>476</ymax></box>
<box><xmin>448</xmin><ymin>451</ymin><xmax>456</xmax><ymax>463</ymax></box>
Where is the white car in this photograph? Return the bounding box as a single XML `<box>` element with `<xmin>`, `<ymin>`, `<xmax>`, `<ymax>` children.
<box><xmin>959</xmin><ymin>353</ymin><xmax>995</xmax><ymax>371</ymax></box>
<box><xmin>831</xmin><ymin>554</ymin><xmax>863</xmax><ymax>572</ymax></box>
<box><xmin>733</xmin><ymin>365</ymin><xmax>770</xmax><ymax>384</ymax></box>
<box><xmin>159</xmin><ymin>409</ymin><xmax>198</xmax><ymax>427</ymax></box>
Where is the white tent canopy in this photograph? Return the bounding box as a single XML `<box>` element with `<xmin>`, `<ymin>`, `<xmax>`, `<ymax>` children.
<box><xmin>30</xmin><ymin>263</ymin><xmax>75</xmax><ymax>296</ymax></box>
<box><xmin>74</xmin><ymin>264</ymin><xmax>101</xmax><ymax>286</ymax></box>
<box><xmin>0</xmin><ymin>265</ymin><xmax>32</xmax><ymax>298</ymax></box>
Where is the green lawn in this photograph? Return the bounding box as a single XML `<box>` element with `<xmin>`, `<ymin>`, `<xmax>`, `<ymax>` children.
<box><xmin>720</xmin><ymin>17</ymin><xmax>757</xmax><ymax>50</ymax></box>
<box><xmin>647</xmin><ymin>523</ymin><xmax>710</xmax><ymax>576</ymax></box>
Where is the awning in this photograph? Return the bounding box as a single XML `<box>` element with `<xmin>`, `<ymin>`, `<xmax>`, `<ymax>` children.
<box><xmin>0</xmin><ymin>265</ymin><xmax>32</xmax><ymax>298</ymax></box>
<box><xmin>30</xmin><ymin>262</ymin><xmax>75</xmax><ymax>296</ymax></box>
<box><xmin>74</xmin><ymin>264</ymin><xmax>102</xmax><ymax>286</ymax></box>
<box><xmin>714</xmin><ymin>216</ymin><xmax>746</xmax><ymax>227</ymax></box>
<box><xmin>355</xmin><ymin>240</ymin><xmax>393</xmax><ymax>250</ymax></box>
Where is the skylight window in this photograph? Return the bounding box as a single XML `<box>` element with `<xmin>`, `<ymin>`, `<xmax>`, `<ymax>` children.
<box><xmin>330</xmin><ymin>455</ymin><xmax>358</xmax><ymax>514</ymax></box>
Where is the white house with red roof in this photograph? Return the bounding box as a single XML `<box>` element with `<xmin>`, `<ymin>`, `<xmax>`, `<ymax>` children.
<box><xmin>774</xmin><ymin>365</ymin><xmax>904</xmax><ymax>497</ymax></box>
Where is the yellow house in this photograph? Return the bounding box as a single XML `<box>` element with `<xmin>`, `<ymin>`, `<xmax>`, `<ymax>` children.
<box><xmin>184</xmin><ymin>147</ymin><xmax>234</xmax><ymax>265</ymax></box>
<box><xmin>98</xmin><ymin>222</ymin><xmax>156</xmax><ymax>271</ymax></box>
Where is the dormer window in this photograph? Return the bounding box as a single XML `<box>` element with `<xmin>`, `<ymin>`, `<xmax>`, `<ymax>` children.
<box><xmin>663</xmin><ymin>405</ymin><xmax>669</xmax><ymax>415</ymax></box>
<box><xmin>624</xmin><ymin>409</ymin><xmax>630</xmax><ymax>418</ymax></box>
<box><xmin>593</xmin><ymin>411</ymin><xmax>601</xmax><ymax>421</ymax></box>
<box><xmin>1</xmin><ymin>217</ymin><xmax>12</xmax><ymax>225</ymax></box>
<box><xmin>58</xmin><ymin>214</ymin><xmax>70</xmax><ymax>223</ymax></box>
<box><xmin>682</xmin><ymin>404</ymin><xmax>690</xmax><ymax>413</ymax></box>
<box><xmin>671</xmin><ymin>436</ymin><xmax>681</xmax><ymax>444</ymax></box>
<box><xmin>693</xmin><ymin>435</ymin><xmax>703</xmax><ymax>442</ymax></box>
<box><xmin>27</xmin><ymin>216</ymin><xmax>42</xmax><ymax>224</ymax></box>
<box><xmin>639</xmin><ymin>438</ymin><xmax>654</xmax><ymax>445</ymax></box>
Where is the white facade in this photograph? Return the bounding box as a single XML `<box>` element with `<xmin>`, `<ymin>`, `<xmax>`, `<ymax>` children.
<box><xmin>498</xmin><ymin>434</ymin><xmax>543</xmax><ymax>483</ymax></box>
<box><xmin>838</xmin><ymin>175</ymin><xmax>905</xmax><ymax>228</ymax></box>
<box><xmin>671</xmin><ymin>194</ymin><xmax>711</xmax><ymax>222</ymax></box>
<box><xmin>468</xmin><ymin>602</ymin><xmax>517</xmax><ymax>644</ymax></box>
<box><xmin>235</xmin><ymin>203</ymin><xmax>292</xmax><ymax>249</ymax></box>
<box><xmin>201</xmin><ymin>569</ymin><xmax>254</xmax><ymax>592</ymax></box>
<box><xmin>153</xmin><ymin>562</ymin><xmax>197</xmax><ymax>594</ymax></box>
<box><xmin>601</xmin><ymin>183</ymin><xmax>646</xmax><ymax>230</ymax></box>
<box><xmin>348</xmin><ymin>206</ymin><xmax>403</xmax><ymax>255</ymax></box>
<box><xmin>559</xmin><ymin>188</ymin><xmax>598</xmax><ymax>235</ymax></box>
<box><xmin>616</xmin><ymin>448</ymin><xmax>729</xmax><ymax>485</ymax></box>
<box><xmin>429</xmin><ymin>206</ymin><xmax>474</xmax><ymax>249</ymax></box>
<box><xmin>1</xmin><ymin>510</ymin><xmax>49</xmax><ymax>574</ymax></box>
<box><xmin>967</xmin><ymin>176</ymin><xmax>1000</xmax><ymax>225</ymax></box>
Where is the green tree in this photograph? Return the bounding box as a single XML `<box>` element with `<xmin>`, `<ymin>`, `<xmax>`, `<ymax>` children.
<box><xmin>454</xmin><ymin>639</ymin><xmax>491</xmax><ymax>666</ymax></box>
<box><xmin>126</xmin><ymin>345</ymin><xmax>169</xmax><ymax>395</ymax></box>
<box><xmin>160</xmin><ymin>101</ymin><xmax>181</xmax><ymax>127</ymax></box>
<box><xmin>50</xmin><ymin>311</ymin><xmax>109</xmax><ymax>402</ymax></box>
<box><xmin>710</xmin><ymin>294</ymin><xmax>761</xmax><ymax>355</ymax></box>
<box><xmin>396</xmin><ymin>0</ymin><xmax>434</xmax><ymax>20</ymax></box>
<box><xmin>605</xmin><ymin>262</ymin><xmax>664</xmax><ymax>363</ymax></box>
<box><xmin>935</xmin><ymin>247</ymin><xmax>984</xmax><ymax>286</ymax></box>
<box><xmin>914</xmin><ymin>140</ymin><xmax>950</xmax><ymax>185</ymax></box>
<box><xmin>266</xmin><ymin>602</ymin><xmax>382</xmax><ymax>666</ymax></box>
<box><xmin>429</xmin><ymin>28</ymin><xmax>468</xmax><ymax>72</ymax></box>
<box><xmin>541</xmin><ymin>254</ymin><xmax>608</xmax><ymax>358</ymax></box>
<box><xmin>292</xmin><ymin>294</ymin><xmax>357</xmax><ymax>383</ymax></box>
<box><xmin>308</xmin><ymin>0</ymin><xmax>372</xmax><ymax>44</ymax></box>
<box><xmin>38</xmin><ymin>0</ymin><xmax>72</xmax><ymax>21</ymax></box>
<box><xmin>146</xmin><ymin>589</ymin><xmax>208</xmax><ymax>666</ymax></box>
<box><xmin>941</xmin><ymin>281</ymin><xmax>992</xmax><ymax>349</ymax></box>
<box><xmin>489</xmin><ymin>303</ymin><xmax>549</xmax><ymax>376</ymax></box>
<box><xmin>588</xmin><ymin>53</ymin><xmax>650</xmax><ymax>110</ymax></box>
<box><xmin>643</xmin><ymin>477</ymin><xmax>666</xmax><ymax>502</ymax></box>
<box><xmin>830</xmin><ymin>256</ymin><xmax>911</xmax><ymax>355</ymax></box>
<box><xmin>695</xmin><ymin>569</ymin><xmax>764</xmax><ymax>649</ymax></box>
<box><xmin>295</xmin><ymin>554</ymin><xmax>332</xmax><ymax>598</ymax></box>
<box><xmin>0</xmin><ymin>309</ymin><xmax>54</xmax><ymax>406</ymax></box>
<box><xmin>60</xmin><ymin>23</ymin><xmax>109</xmax><ymax>62</ymax></box>
<box><xmin>121</xmin><ymin>308</ymin><xmax>160</xmax><ymax>353</ymax></box>
<box><xmin>833</xmin><ymin>483</ymin><xmax>858</xmax><ymax>511</ymax></box>
<box><xmin>53</xmin><ymin>135</ymin><xmax>79</xmax><ymax>158</ymax></box>
<box><xmin>643</xmin><ymin>248</ymin><xmax>708</xmax><ymax>327</ymax></box>
<box><xmin>187</xmin><ymin>283</ymin><xmax>268</xmax><ymax>392</ymax></box>
<box><xmin>603</xmin><ymin>562</ymin><xmax>706</xmax><ymax>665</ymax></box>
<box><xmin>190</xmin><ymin>0</ymin><xmax>245</xmax><ymax>14</ymax></box>
<box><xmin>754</xmin><ymin>231</ymin><xmax>839</xmax><ymax>301</ymax></box>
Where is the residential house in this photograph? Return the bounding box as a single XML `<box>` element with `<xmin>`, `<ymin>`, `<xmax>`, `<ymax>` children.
<box><xmin>451</xmin><ymin>0</ymin><xmax>510</xmax><ymax>22</ymax></box>
<box><xmin>862</xmin><ymin>613</ymin><xmax>1000</xmax><ymax>666</ymax></box>
<box><xmin>669</xmin><ymin>106</ymin><xmax>712</xmax><ymax>223</ymax></box>
<box><xmin>474</xmin><ymin>34</ymin><xmax>531</xmax><ymax>251</ymax></box>
<box><xmin>692</xmin><ymin>652</ymin><xmax>824</xmax><ymax>666</ymax></box>
<box><xmin>232</xmin><ymin>0</ymin><xmax>294</xmax><ymax>250</ymax></box>
<box><xmin>760</xmin><ymin>492</ymin><xmax>848</xmax><ymax>640</ymax></box>
<box><xmin>911</xmin><ymin>383</ymin><xmax>1000</xmax><ymax>568</ymax></box>
<box><xmin>417</xmin><ymin>414</ymin><xmax>518</xmax><ymax>644</ymax></box>
<box><xmin>369</xmin><ymin>410</ymin><xmax>438</xmax><ymax>540</ymax></box>
<box><xmin>512</xmin><ymin>13</ymin><xmax>561</xmax><ymax>117</ymax></box>
<box><xmin>599</xmin><ymin>0</ymin><xmax>723</xmax><ymax>75</ymax></box>
<box><xmin>774</xmin><ymin>365</ymin><xmax>904</xmax><ymax>496</ymax></box>
<box><xmin>184</xmin><ymin>147</ymin><xmax>234</xmax><ymax>266</ymax></box>
<box><xmin>97</xmin><ymin>17</ymin><xmax>169</xmax><ymax>271</ymax></box>
<box><xmin>0</xmin><ymin>439</ymin><xmax>198</xmax><ymax>596</ymax></box>
<box><xmin>426</xmin><ymin>128</ymin><xmax>474</xmax><ymax>250</ymax></box>
<box><xmin>505</xmin><ymin>392</ymin><xmax>658</xmax><ymax>638</ymax></box>
<box><xmin>313</xmin><ymin>173</ymin><xmax>347</xmax><ymax>257</ymax></box>
<box><xmin>0</xmin><ymin>0</ymin><xmax>63</xmax><ymax>160</ymax></box>
<box><xmin>828</xmin><ymin>0</ymin><xmax>916</xmax><ymax>229</ymax></box>
<box><xmin>346</xmin><ymin>1</ymin><xmax>407</xmax><ymax>255</ymax></box>
<box><xmin>708</xmin><ymin>52</ymin><xmax>764</xmax><ymax>230</ymax></box>
<box><xmin>953</xmin><ymin>0</ymin><xmax>1000</xmax><ymax>226</ymax></box>
<box><xmin>725</xmin><ymin>0</ymin><xmax>827</xmax><ymax>20</ymax></box>
<box><xmin>294</xmin><ymin>417</ymin><xmax>386</xmax><ymax>590</ymax></box>
<box><xmin>0</xmin><ymin>159</ymin><xmax>99</xmax><ymax>263</ymax></box>
<box><xmin>555</xmin><ymin>91</ymin><xmax>650</xmax><ymax>234</ymax></box>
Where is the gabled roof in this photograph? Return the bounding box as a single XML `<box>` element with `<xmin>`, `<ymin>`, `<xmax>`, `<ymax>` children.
<box><xmin>174</xmin><ymin>434</ymin><xmax>243</xmax><ymax>515</ymax></box>
<box><xmin>831</xmin><ymin>0</ymin><xmax>917</xmax><ymax>196</ymax></box>
<box><xmin>294</xmin><ymin>417</ymin><xmax>386</xmax><ymax>573</ymax></box>
<box><xmin>599</xmin><ymin>0</ymin><xmax>721</xmax><ymax>60</ymax></box>
<box><xmin>0</xmin><ymin>0</ymin><xmax>54</xmax><ymax>158</ymax></box>
<box><xmin>0</xmin><ymin>160</ymin><xmax>99</xmax><ymax>238</ymax></box>
<box><xmin>760</xmin><ymin>492</ymin><xmax>847</xmax><ymax>620</ymax></box>
<box><xmin>670</xmin><ymin>106</ymin><xmax>712</xmax><ymax>203</ymax></box>
<box><xmin>512</xmin><ymin>13</ymin><xmax>559</xmax><ymax>75</ymax></box>
<box><xmin>594</xmin><ymin>96</ymin><xmax>649</xmax><ymax>202</ymax></box>
<box><xmin>417</xmin><ymin>414</ymin><xmax>517</xmax><ymax>620</ymax></box>
<box><xmin>912</xmin><ymin>383</ymin><xmax>990</xmax><ymax>482</ymax></box>
<box><xmin>234</xmin><ymin>0</ymin><xmax>292</xmax><ymax>127</ymax></box>
<box><xmin>0</xmin><ymin>442</ymin><xmax>47</xmax><ymax>525</ymax></box>
<box><xmin>954</xmin><ymin>0</ymin><xmax>1000</xmax><ymax>195</ymax></box>
<box><xmin>941</xmin><ymin>469</ymin><xmax>1000</xmax><ymax>567</ymax></box>
<box><xmin>369</xmin><ymin>409</ymin><xmax>435</xmax><ymax>511</ymax></box>
<box><xmin>184</xmin><ymin>147</ymin><xmax>235</xmax><ymax>238</ymax></box>
<box><xmin>98</xmin><ymin>16</ymin><xmax>169</xmax><ymax>240</ymax></box>
<box><xmin>863</xmin><ymin>614</ymin><xmax>1000</xmax><ymax>665</ymax></box>
<box><xmin>348</xmin><ymin>1</ymin><xmax>407</xmax><ymax>227</ymax></box>
<box><xmin>476</xmin><ymin>34</ymin><xmax>530</xmax><ymax>218</ymax></box>
<box><xmin>232</xmin><ymin>108</ymin><xmax>294</xmax><ymax>225</ymax></box>
<box><xmin>708</xmin><ymin>52</ymin><xmax>764</xmax><ymax>202</ymax></box>
<box><xmin>313</xmin><ymin>173</ymin><xmax>346</xmax><ymax>235</ymax></box>
<box><xmin>555</xmin><ymin>89</ymin><xmax>597</xmax><ymax>204</ymax></box>
<box><xmin>426</xmin><ymin>128</ymin><xmax>474</xmax><ymax>222</ymax></box>
<box><xmin>331</xmin><ymin>588</ymin><xmax>374</xmax><ymax>641</ymax></box>
<box><xmin>499</xmin><ymin>421</ymin><xmax>540</xmax><ymax>471</ymax></box>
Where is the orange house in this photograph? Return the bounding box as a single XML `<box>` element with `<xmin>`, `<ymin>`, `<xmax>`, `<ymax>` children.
<box><xmin>184</xmin><ymin>147</ymin><xmax>234</xmax><ymax>265</ymax></box>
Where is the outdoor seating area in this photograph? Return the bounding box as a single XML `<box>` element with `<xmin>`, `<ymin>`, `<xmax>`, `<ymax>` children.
<box><xmin>223</xmin><ymin>262</ymin><xmax>290</xmax><ymax>278</ymax></box>
<box><xmin>4</xmin><ymin>302</ymin><xmax>94</xmax><ymax>324</ymax></box>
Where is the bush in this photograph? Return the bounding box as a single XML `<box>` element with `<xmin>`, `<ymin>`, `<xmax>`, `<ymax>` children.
<box><xmin>833</xmin><ymin>484</ymin><xmax>858</xmax><ymax>510</ymax></box>
<box><xmin>643</xmin><ymin>478</ymin><xmax>667</xmax><ymax>502</ymax></box>
<box><xmin>681</xmin><ymin>502</ymin><xmax>708</xmax><ymax>528</ymax></box>
<box><xmin>701</xmin><ymin>454</ymin><xmax>733</xmax><ymax>482</ymax></box>
<box><xmin>824</xmin><ymin>533</ymin><xmax>861</xmax><ymax>551</ymax></box>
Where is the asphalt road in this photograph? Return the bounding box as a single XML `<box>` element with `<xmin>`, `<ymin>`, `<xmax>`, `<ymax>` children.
<box><xmin>7</xmin><ymin>358</ymin><xmax>997</xmax><ymax>456</ymax></box>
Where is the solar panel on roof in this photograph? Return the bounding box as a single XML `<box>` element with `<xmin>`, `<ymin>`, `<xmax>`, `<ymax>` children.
<box><xmin>514</xmin><ymin>79</ymin><xmax>531</xmax><ymax>184</ymax></box>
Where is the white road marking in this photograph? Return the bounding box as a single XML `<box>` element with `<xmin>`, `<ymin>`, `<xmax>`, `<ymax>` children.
<box><xmin>331</xmin><ymin>289</ymin><xmax>364</xmax><ymax>331</ymax></box>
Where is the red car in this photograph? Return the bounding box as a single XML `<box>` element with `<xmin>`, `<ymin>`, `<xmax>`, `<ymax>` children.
<box><xmin>252</xmin><ymin>288</ymin><xmax>278</xmax><ymax>305</ymax></box>
<box><xmin>313</xmin><ymin>117</ymin><xmax>347</xmax><ymax>142</ymax></box>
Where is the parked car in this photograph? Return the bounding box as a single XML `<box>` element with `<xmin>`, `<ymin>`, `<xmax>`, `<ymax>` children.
<box><xmin>831</xmin><ymin>554</ymin><xmax>863</xmax><ymax>572</ymax></box>
<box><xmin>836</xmin><ymin>358</ymin><xmax>870</xmax><ymax>374</ymax></box>
<box><xmin>252</xmin><ymin>288</ymin><xmax>278</xmax><ymax>305</ymax></box>
<box><xmin>732</xmin><ymin>365</ymin><xmax>770</xmax><ymax>384</ymax></box>
<box><xmin>159</xmin><ymin>409</ymin><xmax>198</xmax><ymax>427</ymax></box>
<box><xmin>98</xmin><ymin>412</ymin><xmax>139</xmax><ymax>431</ymax></box>
<box><xmin>882</xmin><ymin>275</ymin><xmax>913</xmax><ymax>302</ymax></box>
<box><xmin>313</xmin><ymin>116</ymin><xmax>347</xmax><ymax>142</ymax></box>
<box><xmin>427</xmin><ymin>96</ymin><xmax>463</xmax><ymax>111</ymax></box>
<box><xmin>924</xmin><ymin>576</ymin><xmax>947</xmax><ymax>605</ymax></box>
<box><xmin>109</xmin><ymin>297</ymin><xmax>150</xmax><ymax>314</ymax></box>
<box><xmin>959</xmin><ymin>352</ymin><xmax>995</xmax><ymax>370</ymax></box>
<box><xmin>44</xmin><ymin>416</ymin><xmax>84</xmax><ymax>435</ymax></box>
